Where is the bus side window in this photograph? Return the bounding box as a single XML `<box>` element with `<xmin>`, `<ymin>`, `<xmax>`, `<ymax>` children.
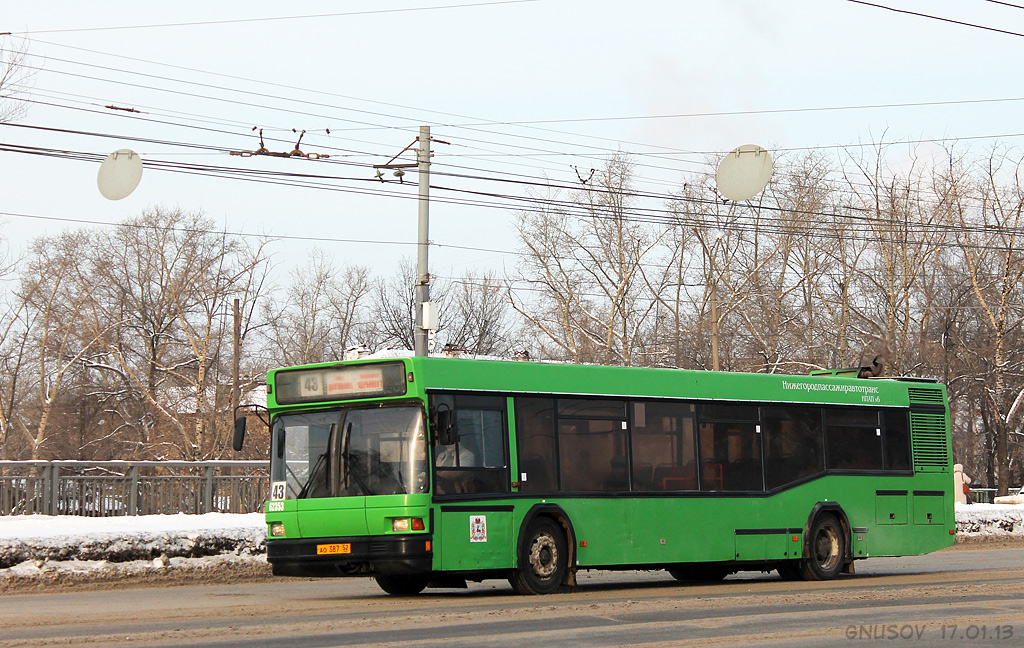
<box><xmin>697</xmin><ymin>406</ymin><xmax>764</xmax><ymax>492</ymax></box>
<box><xmin>763</xmin><ymin>405</ymin><xmax>824</xmax><ymax>489</ymax></box>
<box><xmin>631</xmin><ymin>401</ymin><xmax>697</xmax><ymax>492</ymax></box>
<box><xmin>883</xmin><ymin>409</ymin><xmax>911</xmax><ymax>471</ymax></box>
<box><xmin>516</xmin><ymin>398</ymin><xmax>558</xmax><ymax>492</ymax></box>
<box><xmin>432</xmin><ymin>394</ymin><xmax>510</xmax><ymax>495</ymax></box>
<box><xmin>825</xmin><ymin>409</ymin><xmax>883</xmax><ymax>470</ymax></box>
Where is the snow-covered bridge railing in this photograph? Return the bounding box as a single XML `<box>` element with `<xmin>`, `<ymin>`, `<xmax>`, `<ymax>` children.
<box><xmin>0</xmin><ymin>461</ymin><xmax>269</xmax><ymax>516</ymax></box>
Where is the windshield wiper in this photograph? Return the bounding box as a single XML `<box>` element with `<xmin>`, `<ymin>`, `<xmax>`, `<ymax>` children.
<box><xmin>297</xmin><ymin>452</ymin><xmax>328</xmax><ymax>499</ymax></box>
<box><xmin>339</xmin><ymin>421</ymin><xmax>372</xmax><ymax>495</ymax></box>
<box><xmin>297</xmin><ymin>423</ymin><xmax>334</xmax><ymax>499</ymax></box>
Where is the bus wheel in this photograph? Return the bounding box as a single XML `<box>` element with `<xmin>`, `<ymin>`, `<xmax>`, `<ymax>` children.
<box><xmin>374</xmin><ymin>573</ymin><xmax>430</xmax><ymax>596</ymax></box>
<box><xmin>798</xmin><ymin>514</ymin><xmax>845</xmax><ymax>581</ymax></box>
<box><xmin>509</xmin><ymin>518</ymin><xmax>567</xmax><ymax>595</ymax></box>
<box><xmin>668</xmin><ymin>565</ymin><xmax>730</xmax><ymax>582</ymax></box>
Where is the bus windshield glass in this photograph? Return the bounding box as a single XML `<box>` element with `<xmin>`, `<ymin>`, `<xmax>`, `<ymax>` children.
<box><xmin>270</xmin><ymin>406</ymin><xmax>428</xmax><ymax>499</ymax></box>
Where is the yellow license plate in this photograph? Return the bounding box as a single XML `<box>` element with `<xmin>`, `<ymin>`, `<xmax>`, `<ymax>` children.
<box><xmin>316</xmin><ymin>543</ymin><xmax>352</xmax><ymax>555</ymax></box>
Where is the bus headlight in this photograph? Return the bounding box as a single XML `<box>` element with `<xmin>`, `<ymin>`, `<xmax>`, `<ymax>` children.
<box><xmin>391</xmin><ymin>518</ymin><xmax>425</xmax><ymax>532</ymax></box>
<box><xmin>269</xmin><ymin>521</ymin><xmax>286</xmax><ymax>537</ymax></box>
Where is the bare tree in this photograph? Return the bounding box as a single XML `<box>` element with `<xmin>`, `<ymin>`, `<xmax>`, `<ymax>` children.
<box><xmin>0</xmin><ymin>35</ymin><xmax>32</xmax><ymax>124</ymax></box>
<box><xmin>842</xmin><ymin>146</ymin><xmax>944</xmax><ymax>374</ymax></box>
<box><xmin>443</xmin><ymin>270</ymin><xmax>515</xmax><ymax>356</ymax></box>
<box><xmin>367</xmin><ymin>258</ymin><xmax>451</xmax><ymax>352</ymax></box>
<box><xmin>81</xmin><ymin>209</ymin><xmax>271</xmax><ymax>459</ymax></box>
<box><xmin>512</xmin><ymin>155</ymin><xmax>661</xmax><ymax>365</ymax></box>
<box><xmin>0</xmin><ymin>275</ymin><xmax>30</xmax><ymax>459</ymax></box>
<box><xmin>261</xmin><ymin>249</ymin><xmax>372</xmax><ymax>365</ymax></box>
<box><xmin>938</xmin><ymin>148</ymin><xmax>1024</xmax><ymax>494</ymax></box>
<box><xmin>18</xmin><ymin>232</ymin><xmax>108</xmax><ymax>459</ymax></box>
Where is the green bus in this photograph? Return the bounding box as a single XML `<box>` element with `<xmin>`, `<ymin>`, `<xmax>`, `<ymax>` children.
<box><xmin>234</xmin><ymin>357</ymin><xmax>953</xmax><ymax>595</ymax></box>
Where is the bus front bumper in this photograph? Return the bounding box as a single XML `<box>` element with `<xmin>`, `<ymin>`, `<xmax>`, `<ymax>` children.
<box><xmin>267</xmin><ymin>534</ymin><xmax>433</xmax><ymax>577</ymax></box>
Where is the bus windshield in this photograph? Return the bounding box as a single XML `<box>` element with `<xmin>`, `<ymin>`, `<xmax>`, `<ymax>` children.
<box><xmin>270</xmin><ymin>406</ymin><xmax>428</xmax><ymax>499</ymax></box>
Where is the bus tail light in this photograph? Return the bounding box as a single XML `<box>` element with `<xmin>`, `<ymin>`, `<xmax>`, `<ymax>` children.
<box><xmin>412</xmin><ymin>518</ymin><xmax>425</xmax><ymax>531</ymax></box>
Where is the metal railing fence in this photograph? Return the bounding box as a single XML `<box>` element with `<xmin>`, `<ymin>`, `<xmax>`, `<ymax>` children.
<box><xmin>0</xmin><ymin>461</ymin><xmax>269</xmax><ymax>516</ymax></box>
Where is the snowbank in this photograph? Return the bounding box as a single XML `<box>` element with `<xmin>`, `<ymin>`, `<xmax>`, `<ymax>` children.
<box><xmin>955</xmin><ymin>502</ymin><xmax>1024</xmax><ymax>537</ymax></box>
<box><xmin>0</xmin><ymin>513</ymin><xmax>266</xmax><ymax>589</ymax></box>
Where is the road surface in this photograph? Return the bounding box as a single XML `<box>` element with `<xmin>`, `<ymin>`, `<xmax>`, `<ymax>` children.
<box><xmin>2</xmin><ymin>544</ymin><xmax>1023</xmax><ymax>647</ymax></box>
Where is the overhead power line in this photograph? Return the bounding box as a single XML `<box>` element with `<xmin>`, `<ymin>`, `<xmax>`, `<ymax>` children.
<box><xmin>431</xmin><ymin>96</ymin><xmax>1024</xmax><ymax>128</ymax></box>
<box><xmin>843</xmin><ymin>0</ymin><xmax>1024</xmax><ymax>38</ymax></box>
<box><xmin>12</xmin><ymin>38</ymin><xmax>1024</xmax><ymax>210</ymax></box>
<box><xmin>3</xmin><ymin>140</ymin><xmax>1023</xmax><ymax>258</ymax></box>
<box><xmin>985</xmin><ymin>0</ymin><xmax>1024</xmax><ymax>9</ymax></box>
<box><xmin>17</xmin><ymin>38</ymin><xmax>1024</xmax><ymax>163</ymax></box>
<box><xmin>7</xmin><ymin>0</ymin><xmax>538</xmax><ymax>34</ymax></box>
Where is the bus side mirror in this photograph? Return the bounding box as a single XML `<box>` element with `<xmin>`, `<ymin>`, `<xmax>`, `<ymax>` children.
<box><xmin>233</xmin><ymin>416</ymin><xmax>247</xmax><ymax>451</ymax></box>
<box><xmin>435</xmin><ymin>409</ymin><xmax>457</xmax><ymax>445</ymax></box>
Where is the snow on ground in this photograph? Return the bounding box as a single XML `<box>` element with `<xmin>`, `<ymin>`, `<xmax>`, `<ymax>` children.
<box><xmin>0</xmin><ymin>512</ymin><xmax>264</xmax><ymax>541</ymax></box>
<box><xmin>1</xmin><ymin>505</ymin><xmax>1022</xmax><ymax>589</ymax></box>
<box><xmin>0</xmin><ymin>513</ymin><xmax>267</xmax><ymax>589</ymax></box>
<box><xmin>955</xmin><ymin>502</ymin><xmax>1024</xmax><ymax>536</ymax></box>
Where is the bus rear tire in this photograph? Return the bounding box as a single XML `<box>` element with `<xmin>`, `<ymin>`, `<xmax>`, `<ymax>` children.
<box><xmin>375</xmin><ymin>573</ymin><xmax>430</xmax><ymax>596</ymax></box>
<box><xmin>509</xmin><ymin>518</ymin><xmax>567</xmax><ymax>595</ymax></box>
<box><xmin>797</xmin><ymin>514</ymin><xmax>845</xmax><ymax>581</ymax></box>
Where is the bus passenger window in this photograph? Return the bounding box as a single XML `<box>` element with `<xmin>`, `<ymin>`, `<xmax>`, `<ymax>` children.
<box><xmin>516</xmin><ymin>398</ymin><xmax>558</xmax><ymax>492</ymax></box>
<box><xmin>697</xmin><ymin>416</ymin><xmax>763</xmax><ymax>492</ymax></box>
<box><xmin>763</xmin><ymin>406</ymin><xmax>824</xmax><ymax>489</ymax></box>
<box><xmin>883</xmin><ymin>409</ymin><xmax>911</xmax><ymax>471</ymax></box>
<box><xmin>825</xmin><ymin>409</ymin><xmax>883</xmax><ymax>471</ymax></box>
<box><xmin>631</xmin><ymin>401</ymin><xmax>697</xmax><ymax>492</ymax></box>
<box><xmin>558</xmin><ymin>419</ymin><xmax>624</xmax><ymax>491</ymax></box>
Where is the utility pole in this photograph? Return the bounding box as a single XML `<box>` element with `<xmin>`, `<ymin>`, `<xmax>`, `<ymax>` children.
<box><xmin>231</xmin><ymin>297</ymin><xmax>241</xmax><ymax>409</ymax></box>
<box><xmin>374</xmin><ymin>127</ymin><xmax>447</xmax><ymax>357</ymax></box>
<box><xmin>415</xmin><ymin>126</ymin><xmax>431</xmax><ymax>357</ymax></box>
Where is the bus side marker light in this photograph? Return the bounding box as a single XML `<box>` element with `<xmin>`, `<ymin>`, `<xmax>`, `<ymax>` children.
<box><xmin>792</xmin><ymin>535</ymin><xmax>799</xmax><ymax>542</ymax></box>
<box><xmin>580</xmin><ymin>540</ymin><xmax>587</xmax><ymax>547</ymax></box>
<box><xmin>426</xmin><ymin>541</ymin><xmax>431</xmax><ymax>551</ymax></box>
<box><xmin>949</xmin><ymin>529</ymin><xmax>955</xmax><ymax>535</ymax></box>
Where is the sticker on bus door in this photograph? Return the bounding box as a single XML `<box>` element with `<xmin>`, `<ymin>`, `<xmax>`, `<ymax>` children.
<box><xmin>470</xmin><ymin>515</ymin><xmax>487</xmax><ymax>543</ymax></box>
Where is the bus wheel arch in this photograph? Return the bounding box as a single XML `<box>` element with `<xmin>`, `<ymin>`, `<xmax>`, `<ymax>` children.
<box><xmin>796</xmin><ymin>503</ymin><xmax>850</xmax><ymax>581</ymax></box>
<box><xmin>510</xmin><ymin>504</ymin><xmax>576</xmax><ymax>594</ymax></box>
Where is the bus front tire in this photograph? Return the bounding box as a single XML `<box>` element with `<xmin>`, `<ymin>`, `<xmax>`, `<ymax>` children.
<box><xmin>375</xmin><ymin>573</ymin><xmax>430</xmax><ymax>596</ymax></box>
<box><xmin>509</xmin><ymin>518</ymin><xmax>567</xmax><ymax>595</ymax></box>
<box><xmin>797</xmin><ymin>514</ymin><xmax>845</xmax><ymax>581</ymax></box>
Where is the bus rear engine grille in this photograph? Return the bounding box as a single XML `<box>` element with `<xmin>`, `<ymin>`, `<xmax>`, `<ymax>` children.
<box><xmin>910</xmin><ymin>412</ymin><xmax>949</xmax><ymax>471</ymax></box>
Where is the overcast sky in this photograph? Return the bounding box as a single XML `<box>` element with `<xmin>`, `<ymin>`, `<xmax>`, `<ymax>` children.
<box><xmin>3</xmin><ymin>0</ymin><xmax>1024</xmax><ymax>285</ymax></box>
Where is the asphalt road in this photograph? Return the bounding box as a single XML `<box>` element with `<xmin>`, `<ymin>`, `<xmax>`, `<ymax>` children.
<box><xmin>3</xmin><ymin>545</ymin><xmax>1023</xmax><ymax>647</ymax></box>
